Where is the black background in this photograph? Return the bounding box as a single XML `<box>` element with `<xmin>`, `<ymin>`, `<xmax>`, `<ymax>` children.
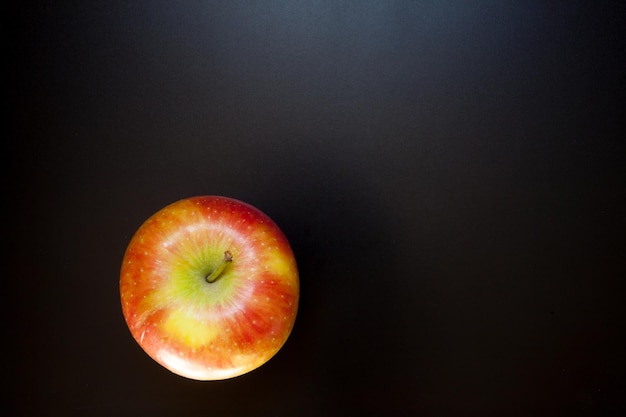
<box><xmin>10</xmin><ymin>1</ymin><xmax>626</xmax><ymax>416</ymax></box>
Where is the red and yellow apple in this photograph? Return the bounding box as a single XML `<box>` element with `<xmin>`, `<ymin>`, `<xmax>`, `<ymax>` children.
<box><xmin>120</xmin><ymin>196</ymin><xmax>299</xmax><ymax>380</ymax></box>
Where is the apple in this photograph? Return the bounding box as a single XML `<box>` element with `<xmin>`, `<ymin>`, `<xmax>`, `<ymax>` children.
<box><xmin>120</xmin><ymin>196</ymin><xmax>299</xmax><ymax>380</ymax></box>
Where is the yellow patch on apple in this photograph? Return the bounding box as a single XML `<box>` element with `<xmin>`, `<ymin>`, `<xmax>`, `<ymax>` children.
<box><xmin>163</xmin><ymin>309</ymin><xmax>219</xmax><ymax>349</ymax></box>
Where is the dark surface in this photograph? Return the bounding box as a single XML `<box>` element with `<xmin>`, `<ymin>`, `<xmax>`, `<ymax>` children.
<box><xmin>10</xmin><ymin>1</ymin><xmax>625</xmax><ymax>416</ymax></box>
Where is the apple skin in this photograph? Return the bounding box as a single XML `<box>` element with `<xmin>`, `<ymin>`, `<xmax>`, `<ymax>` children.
<box><xmin>120</xmin><ymin>196</ymin><xmax>299</xmax><ymax>380</ymax></box>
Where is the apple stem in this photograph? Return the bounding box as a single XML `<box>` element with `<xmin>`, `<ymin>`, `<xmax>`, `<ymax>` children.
<box><xmin>206</xmin><ymin>251</ymin><xmax>233</xmax><ymax>283</ymax></box>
